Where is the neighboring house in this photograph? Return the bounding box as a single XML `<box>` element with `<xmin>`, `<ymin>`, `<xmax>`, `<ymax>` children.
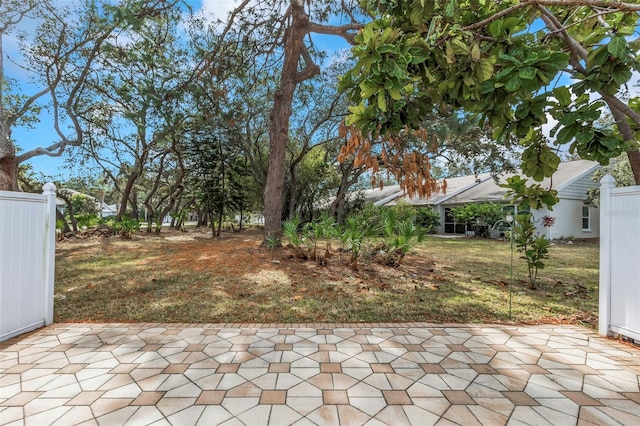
<box><xmin>317</xmin><ymin>183</ymin><xmax>405</xmax><ymax>214</ymax></box>
<box><xmin>56</xmin><ymin>189</ymin><xmax>117</xmax><ymax>218</ymax></box>
<box><xmin>373</xmin><ymin>160</ymin><xmax>601</xmax><ymax>239</ymax></box>
<box><xmin>99</xmin><ymin>203</ymin><xmax>118</xmax><ymax>218</ymax></box>
<box><xmin>55</xmin><ymin>189</ymin><xmax>98</xmax><ymax>214</ymax></box>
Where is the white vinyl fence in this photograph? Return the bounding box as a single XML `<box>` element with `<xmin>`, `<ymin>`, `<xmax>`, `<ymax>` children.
<box><xmin>599</xmin><ymin>175</ymin><xmax>640</xmax><ymax>341</ymax></box>
<box><xmin>0</xmin><ymin>183</ymin><xmax>57</xmax><ymax>342</ymax></box>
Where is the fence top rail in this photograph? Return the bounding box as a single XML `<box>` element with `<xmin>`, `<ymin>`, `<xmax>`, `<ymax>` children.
<box><xmin>611</xmin><ymin>185</ymin><xmax>640</xmax><ymax>196</ymax></box>
<box><xmin>0</xmin><ymin>191</ymin><xmax>48</xmax><ymax>203</ymax></box>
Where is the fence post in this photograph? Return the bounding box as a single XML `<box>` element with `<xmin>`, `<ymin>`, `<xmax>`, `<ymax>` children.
<box><xmin>43</xmin><ymin>182</ymin><xmax>57</xmax><ymax>325</ymax></box>
<box><xmin>598</xmin><ymin>174</ymin><xmax>615</xmax><ymax>337</ymax></box>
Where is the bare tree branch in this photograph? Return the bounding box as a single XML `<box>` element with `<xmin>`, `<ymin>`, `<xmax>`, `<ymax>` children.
<box><xmin>307</xmin><ymin>21</ymin><xmax>362</xmax><ymax>45</ymax></box>
<box><xmin>459</xmin><ymin>0</ymin><xmax>640</xmax><ymax>38</ymax></box>
<box><xmin>533</xmin><ymin>0</ymin><xmax>640</xmax><ymax>11</ymax></box>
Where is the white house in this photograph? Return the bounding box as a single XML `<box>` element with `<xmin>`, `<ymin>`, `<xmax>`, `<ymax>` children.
<box><xmin>99</xmin><ymin>202</ymin><xmax>118</xmax><ymax>218</ymax></box>
<box><xmin>56</xmin><ymin>188</ymin><xmax>118</xmax><ymax>218</ymax></box>
<box><xmin>374</xmin><ymin>160</ymin><xmax>601</xmax><ymax>239</ymax></box>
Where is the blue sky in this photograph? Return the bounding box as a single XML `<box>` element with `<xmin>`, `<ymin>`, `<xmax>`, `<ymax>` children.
<box><xmin>9</xmin><ymin>0</ymin><xmax>351</xmax><ymax>181</ymax></box>
<box><xmin>9</xmin><ymin>0</ymin><xmax>226</xmax><ymax>180</ymax></box>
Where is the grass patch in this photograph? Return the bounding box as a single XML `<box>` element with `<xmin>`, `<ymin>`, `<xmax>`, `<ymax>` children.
<box><xmin>54</xmin><ymin>230</ymin><xmax>599</xmax><ymax>327</ymax></box>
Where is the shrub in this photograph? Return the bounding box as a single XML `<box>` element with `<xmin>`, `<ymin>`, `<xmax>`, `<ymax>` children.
<box><xmin>282</xmin><ymin>207</ymin><xmax>427</xmax><ymax>269</ymax></box>
<box><xmin>75</xmin><ymin>213</ymin><xmax>100</xmax><ymax>229</ymax></box>
<box><xmin>264</xmin><ymin>233</ymin><xmax>280</xmax><ymax>248</ymax></box>
<box><xmin>112</xmin><ymin>216</ymin><xmax>141</xmax><ymax>239</ymax></box>
<box><xmin>69</xmin><ymin>193</ymin><xmax>99</xmax><ymax>216</ymax></box>
<box><xmin>376</xmin><ymin>206</ymin><xmax>425</xmax><ymax>265</ymax></box>
<box><xmin>513</xmin><ymin>213</ymin><xmax>550</xmax><ymax>289</ymax></box>
<box><xmin>450</xmin><ymin>202</ymin><xmax>503</xmax><ymax>237</ymax></box>
<box><xmin>415</xmin><ymin>207</ymin><xmax>439</xmax><ymax>232</ymax></box>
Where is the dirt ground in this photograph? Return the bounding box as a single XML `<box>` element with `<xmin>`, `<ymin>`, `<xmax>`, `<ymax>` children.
<box><xmin>55</xmin><ymin>226</ymin><xmax>457</xmax><ymax>323</ymax></box>
<box><xmin>58</xmin><ymin>226</ymin><xmax>438</xmax><ymax>292</ymax></box>
<box><xmin>54</xmin><ymin>226</ymin><xmax>599</xmax><ymax>325</ymax></box>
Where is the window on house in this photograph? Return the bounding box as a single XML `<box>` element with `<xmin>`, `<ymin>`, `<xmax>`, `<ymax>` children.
<box><xmin>582</xmin><ymin>206</ymin><xmax>590</xmax><ymax>231</ymax></box>
<box><xmin>502</xmin><ymin>205</ymin><xmax>516</xmax><ymax>217</ymax></box>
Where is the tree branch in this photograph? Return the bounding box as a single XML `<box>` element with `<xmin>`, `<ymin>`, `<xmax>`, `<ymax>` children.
<box><xmin>340</xmin><ymin>0</ymin><xmax>360</xmax><ymax>23</ymax></box>
<box><xmin>189</xmin><ymin>0</ymin><xmax>253</xmax><ymax>82</ymax></box>
<box><xmin>600</xmin><ymin>93</ymin><xmax>640</xmax><ymax>128</ymax></box>
<box><xmin>295</xmin><ymin>44</ymin><xmax>321</xmax><ymax>83</ymax></box>
<box><xmin>16</xmin><ymin>143</ymin><xmax>65</xmax><ymax>162</ymax></box>
<box><xmin>536</xmin><ymin>6</ymin><xmax>588</xmax><ymax>74</ymax></box>
<box><xmin>307</xmin><ymin>22</ymin><xmax>363</xmax><ymax>45</ymax></box>
<box><xmin>461</xmin><ymin>2</ymin><xmax>534</xmax><ymax>32</ymax></box>
<box><xmin>533</xmin><ymin>0</ymin><xmax>640</xmax><ymax>11</ymax></box>
<box><xmin>460</xmin><ymin>0</ymin><xmax>640</xmax><ymax>35</ymax></box>
<box><xmin>536</xmin><ymin>6</ymin><xmax>640</xmax><ymax>129</ymax></box>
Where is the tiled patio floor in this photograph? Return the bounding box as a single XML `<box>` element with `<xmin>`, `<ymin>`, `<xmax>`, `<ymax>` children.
<box><xmin>1</xmin><ymin>323</ymin><xmax>639</xmax><ymax>425</ymax></box>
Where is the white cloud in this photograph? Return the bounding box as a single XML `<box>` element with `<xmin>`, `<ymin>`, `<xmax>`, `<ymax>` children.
<box><xmin>199</xmin><ymin>0</ymin><xmax>236</xmax><ymax>19</ymax></box>
<box><xmin>198</xmin><ymin>0</ymin><xmax>249</xmax><ymax>22</ymax></box>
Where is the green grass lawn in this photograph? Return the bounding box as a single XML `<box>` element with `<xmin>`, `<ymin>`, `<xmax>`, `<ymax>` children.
<box><xmin>54</xmin><ymin>230</ymin><xmax>599</xmax><ymax>327</ymax></box>
<box><xmin>409</xmin><ymin>237</ymin><xmax>599</xmax><ymax>326</ymax></box>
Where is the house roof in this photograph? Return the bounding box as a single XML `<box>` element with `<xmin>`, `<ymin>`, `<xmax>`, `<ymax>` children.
<box><xmin>444</xmin><ymin>159</ymin><xmax>599</xmax><ymax>204</ymax></box>
<box><xmin>383</xmin><ymin>173</ymin><xmax>492</xmax><ymax>206</ymax></box>
<box><xmin>100</xmin><ymin>203</ymin><xmax>118</xmax><ymax>213</ymax></box>
<box><xmin>317</xmin><ymin>184</ymin><xmax>402</xmax><ymax>210</ymax></box>
<box><xmin>376</xmin><ymin>159</ymin><xmax>600</xmax><ymax>207</ymax></box>
<box><xmin>55</xmin><ymin>188</ymin><xmax>99</xmax><ymax>206</ymax></box>
<box><xmin>360</xmin><ymin>184</ymin><xmax>402</xmax><ymax>204</ymax></box>
<box><xmin>56</xmin><ymin>189</ymin><xmax>117</xmax><ymax>213</ymax></box>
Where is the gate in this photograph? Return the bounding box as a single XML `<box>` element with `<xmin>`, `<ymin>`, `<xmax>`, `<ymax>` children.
<box><xmin>599</xmin><ymin>175</ymin><xmax>640</xmax><ymax>341</ymax></box>
<box><xmin>0</xmin><ymin>183</ymin><xmax>57</xmax><ymax>342</ymax></box>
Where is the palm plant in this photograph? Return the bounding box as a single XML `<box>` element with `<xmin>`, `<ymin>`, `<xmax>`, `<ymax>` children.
<box><xmin>282</xmin><ymin>214</ymin><xmax>306</xmax><ymax>258</ymax></box>
<box><xmin>264</xmin><ymin>233</ymin><xmax>280</xmax><ymax>248</ymax></box>
<box><xmin>303</xmin><ymin>220</ymin><xmax>322</xmax><ymax>261</ymax></box>
<box><xmin>380</xmin><ymin>217</ymin><xmax>425</xmax><ymax>265</ymax></box>
<box><xmin>303</xmin><ymin>212</ymin><xmax>337</xmax><ymax>263</ymax></box>
<box><xmin>339</xmin><ymin>213</ymin><xmax>377</xmax><ymax>270</ymax></box>
<box><xmin>318</xmin><ymin>211</ymin><xmax>337</xmax><ymax>258</ymax></box>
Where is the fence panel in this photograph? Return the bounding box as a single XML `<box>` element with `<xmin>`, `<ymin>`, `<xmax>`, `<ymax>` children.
<box><xmin>0</xmin><ymin>184</ymin><xmax>56</xmax><ymax>342</ymax></box>
<box><xmin>599</xmin><ymin>176</ymin><xmax>640</xmax><ymax>341</ymax></box>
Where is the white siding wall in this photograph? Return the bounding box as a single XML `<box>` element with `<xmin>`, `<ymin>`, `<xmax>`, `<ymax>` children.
<box><xmin>538</xmin><ymin>170</ymin><xmax>599</xmax><ymax>239</ymax></box>
<box><xmin>0</xmin><ymin>184</ymin><xmax>56</xmax><ymax>342</ymax></box>
<box><xmin>535</xmin><ymin>199</ymin><xmax>599</xmax><ymax>240</ymax></box>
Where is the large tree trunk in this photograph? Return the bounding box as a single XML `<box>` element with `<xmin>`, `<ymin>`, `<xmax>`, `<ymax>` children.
<box><xmin>601</xmin><ymin>97</ymin><xmax>640</xmax><ymax>185</ymax></box>
<box><xmin>627</xmin><ymin>150</ymin><xmax>640</xmax><ymax>185</ymax></box>
<box><xmin>0</xmin><ymin>148</ymin><xmax>19</xmax><ymax>191</ymax></box>
<box><xmin>0</xmin><ymin>33</ymin><xmax>19</xmax><ymax>191</ymax></box>
<box><xmin>330</xmin><ymin>161</ymin><xmax>364</xmax><ymax>224</ymax></box>
<box><xmin>216</xmin><ymin>208</ymin><xmax>223</xmax><ymax>237</ymax></box>
<box><xmin>116</xmin><ymin>171</ymin><xmax>139</xmax><ymax>221</ymax></box>
<box><xmin>287</xmin><ymin>166</ymin><xmax>297</xmax><ymax>220</ymax></box>
<box><xmin>56</xmin><ymin>207</ymin><xmax>71</xmax><ymax>233</ymax></box>
<box><xmin>58</xmin><ymin>191</ymin><xmax>79</xmax><ymax>231</ymax></box>
<box><xmin>198</xmin><ymin>210</ymin><xmax>207</xmax><ymax>227</ymax></box>
<box><xmin>262</xmin><ymin>2</ymin><xmax>314</xmax><ymax>241</ymax></box>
